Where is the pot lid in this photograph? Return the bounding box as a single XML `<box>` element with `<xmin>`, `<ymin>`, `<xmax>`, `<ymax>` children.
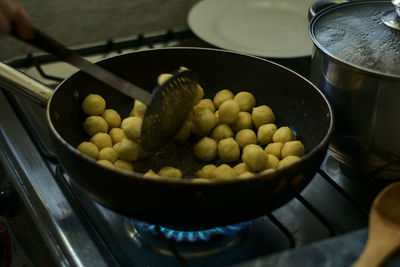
<box><xmin>310</xmin><ymin>0</ymin><xmax>400</xmax><ymax>77</ymax></box>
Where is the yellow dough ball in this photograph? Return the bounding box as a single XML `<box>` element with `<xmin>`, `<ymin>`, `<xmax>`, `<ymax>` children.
<box><xmin>265</xmin><ymin>154</ymin><xmax>280</xmax><ymax>169</ymax></box>
<box><xmin>213</xmin><ymin>89</ymin><xmax>234</xmax><ymax>108</ymax></box>
<box><xmin>109</xmin><ymin>128</ymin><xmax>126</xmax><ymax>144</ymax></box>
<box><xmin>214</xmin><ymin>110</ymin><xmax>221</xmax><ymax>126</ymax></box>
<box><xmin>265</xmin><ymin>142</ymin><xmax>284</xmax><ymax>159</ymax></box>
<box><xmin>257</xmin><ymin>123</ymin><xmax>278</xmax><ymax>145</ymax></box>
<box><xmin>193</xmin><ymin>98</ymin><xmax>215</xmax><ymax>113</ymax></box>
<box><xmin>191</xmin><ymin>108</ymin><xmax>216</xmax><ymax>136</ymax></box>
<box><xmin>273</xmin><ymin>126</ymin><xmax>296</xmax><ymax>143</ymax></box>
<box><xmin>281</xmin><ymin>140</ymin><xmax>305</xmax><ymax>158</ymax></box>
<box><xmin>117</xmin><ymin>138</ymin><xmax>140</xmax><ymax>162</ymax></box>
<box><xmin>242</xmin><ymin>144</ymin><xmax>268</xmax><ymax>171</ymax></box>
<box><xmin>158</xmin><ymin>166</ymin><xmax>182</xmax><ymax>179</ymax></box>
<box><xmin>113</xmin><ymin>142</ymin><xmax>121</xmax><ymax>154</ymax></box>
<box><xmin>218</xmin><ymin>99</ymin><xmax>240</xmax><ymax>124</ymax></box>
<box><xmin>210</xmin><ymin>164</ymin><xmax>238</xmax><ymax>180</ymax></box>
<box><xmin>197</xmin><ymin>164</ymin><xmax>217</xmax><ymax>179</ymax></box>
<box><xmin>279</xmin><ymin>155</ymin><xmax>301</xmax><ymax>168</ymax></box>
<box><xmin>81</xmin><ymin>94</ymin><xmax>106</xmax><ymax>116</ymax></box>
<box><xmin>121</xmin><ymin>117</ymin><xmax>143</xmax><ymax>141</ymax></box>
<box><xmin>157</xmin><ymin>73</ymin><xmax>173</xmax><ymax>85</ymax></box>
<box><xmin>231</xmin><ymin>111</ymin><xmax>253</xmax><ymax>132</ymax></box>
<box><xmin>210</xmin><ymin>124</ymin><xmax>234</xmax><ymax>143</ymax></box>
<box><xmin>174</xmin><ymin>121</ymin><xmax>193</xmax><ymax>142</ymax></box>
<box><xmin>98</xmin><ymin>147</ymin><xmax>118</xmax><ymax>163</ymax></box>
<box><xmin>233</xmin><ymin>91</ymin><xmax>256</xmax><ymax>112</ymax></box>
<box><xmin>238</xmin><ymin>171</ymin><xmax>254</xmax><ymax>179</ymax></box>
<box><xmin>83</xmin><ymin>116</ymin><xmax>108</xmax><ymax>136</ymax></box>
<box><xmin>77</xmin><ymin>141</ymin><xmax>99</xmax><ymax>159</ymax></box>
<box><xmin>144</xmin><ymin>169</ymin><xmax>159</xmax><ymax>178</ymax></box>
<box><xmin>217</xmin><ymin>137</ymin><xmax>240</xmax><ymax>163</ymax></box>
<box><xmin>97</xmin><ymin>159</ymin><xmax>114</xmax><ymax>167</ymax></box>
<box><xmin>252</xmin><ymin>105</ymin><xmax>276</xmax><ymax>128</ymax></box>
<box><xmin>194</xmin><ymin>84</ymin><xmax>205</xmax><ymax>105</ymax></box>
<box><xmin>233</xmin><ymin>162</ymin><xmax>251</xmax><ymax>176</ymax></box>
<box><xmin>102</xmin><ymin>109</ymin><xmax>121</xmax><ymax>129</ymax></box>
<box><xmin>114</xmin><ymin>160</ymin><xmax>134</xmax><ymax>171</ymax></box>
<box><xmin>235</xmin><ymin>129</ymin><xmax>257</xmax><ymax>150</ymax></box>
<box><xmin>194</xmin><ymin>137</ymin><xmax>218</xmax><ymax>161</ymax></box>
<box><xmin>130</xmin><ymin>99</ymin><xmax>147</xmax><ymax>118</ymax></box>
<box><xmin>90</xmin><ymin>133</ymin><xmax>112</xmax><ymax>149</ymax></box>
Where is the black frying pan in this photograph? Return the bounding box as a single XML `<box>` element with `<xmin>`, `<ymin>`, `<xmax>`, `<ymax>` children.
<box><xmin>0</xmin><ymin>47</ymin><xmax>333</xmax><ymax>229</ymax></box>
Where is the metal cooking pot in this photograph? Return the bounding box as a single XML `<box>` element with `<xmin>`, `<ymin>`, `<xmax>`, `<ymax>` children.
<box><xmin>309</xmin><ymin>0</ymin><xmax>400</xmax><ymax>179</ymax></box>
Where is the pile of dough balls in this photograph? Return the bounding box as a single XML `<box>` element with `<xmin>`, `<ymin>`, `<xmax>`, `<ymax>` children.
<box><xmin>76</xmin><ymin>67</ymin><xmax>305</xmax><ymax>182</ymax></box>
<box><xmin>185</xmin><ymin>89</ymin><xmax>305</xmax><ymax>182</ymax></box>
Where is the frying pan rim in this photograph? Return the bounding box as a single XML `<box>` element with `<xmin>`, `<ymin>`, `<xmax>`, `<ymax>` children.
<box><xmin>45</xmin><ymin>47</ymin><xmax>334</xmax><ymax>185</ymax></box>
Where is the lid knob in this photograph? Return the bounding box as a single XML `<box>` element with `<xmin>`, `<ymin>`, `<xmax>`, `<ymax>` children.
<box><xmin>382</xmin><ymin>0</ymin><xmax>400</xmax><ymax>29</ymax></box>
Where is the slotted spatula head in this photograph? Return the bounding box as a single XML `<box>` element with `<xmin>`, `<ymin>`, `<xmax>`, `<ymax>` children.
<box><xmin>140</xmin><ymin>69</ymin><xmax>199</xmax><ymax>152</ymax></box>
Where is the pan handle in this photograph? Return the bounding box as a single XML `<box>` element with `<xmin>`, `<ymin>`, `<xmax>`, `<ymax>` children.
<box><xmin>0</xmin><ymin>61</ymin><xmax>52</xmax><ymax>107</ymax></box>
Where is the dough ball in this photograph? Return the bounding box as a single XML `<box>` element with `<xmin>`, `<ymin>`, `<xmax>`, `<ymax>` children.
<box><xmin>235</xmin><ymin>129</ymin><xmax>257</xmax><ymax>150</ymax></box>
<box><xmin>81</xmin><ymin>94</ymin><xmax>106</xmax><ymax>116</ymax></box>
<box><xmin>281</xmin><ymin>140</ymin><xmax>305</xmax><ymax>158</ymax></box>
<box><xmin>257</xmin><ymin>123</ymin><xmax>278</xmax><ymax>145</ymax></box>
<box><xmin>238</xmin><ymin>171</ymin><xmax>254</xmax><ymax>179</ymax></box>
<box><xmin>265</xmin><ymin>142</ymin><xmax>284</xmax><ymax>159</ymax></box>
<box><xmin>265</xmin><ymin>154</ymin><xmax>279</xmax><ymax>169</ymax></box>
<box><xmin>109</xmin><ymin>128</ymin><xmax>126</xmax><ymax>144</ymax></box>
<box><xmin>194</xmin><ymin>137</ymin><xmax>218</xmax><ymax>161</ymax></box>
<box><xmin>233</xmin><ymin>162</ymin><xmax>251</xmax><ymax>175</ymax></box>
<box><xmin>233</xmin><ymin>91</ymin><xmax>256</xmax><ymax>112</ymax></box>
<box><xmin>197</xmin><ymin>164</ymin><xmax>217</xmax><ymax>179</ymax></box>
<box><xmin>90</xmin><ymin>133</ymin><xmax>112</xmax><ymax>149</ymax></box>
<box><xmin>242</xmin><ymin>144</ymin><xmax>268</xmax><ymax>171</ymax></box>
<box><xmin>130</xmin><ymin>100</ymin><xmax>147</xmax><ymax>118</ymax></box>
<box><xmin>193</xmin><ymin>98</ymin><xmax>215</xmax><ymax>113</ymax></box>
<box><xmin>210</xmin><ymin>124</ymin><xmax>234</xmax><ymax>143</ymax></box>
<box><xmin>217</xmin><ymin>137</ymin><xmax>240</xmax><ymax>163</ymax></box>
<box><xmin>218</xmin><ymin>99</ymin><xmax>240</xmax><ymax>124</ymax></box>
<box><xmin>158</xmin><ymin>166</ymin><xmax>182</xmax><ymax>179</ymax></box>
<box><xmin>113</xmin><ymin>142</ymin><xmax>121</xmax><ymax>154</ymax></box>
<box><xmin>214</xmin><ymin>110</ymin><xmax>221</xmax><ymax>126</ymax></box>
<box><xmin>98</xmin><ymin>147</ymin><xmax>118</xmax><ymax>163</ymax></box>
<box><xmin>97</xmin><ymin>159</ymin><xmax>113</xmax><ymax>167</ymax></box>
<box><xmin>273</xmin><ymin>126</ymin><xmax>296</xmax><ymax>143</ymax></box>
<box><xmin>117</xmin><ymin>138</ymin><xmax>140</xmax><ymax>162</ymax></box>
<box><xmin>83</xmin><ymin>116</ymin><xmax>108</xmax><ymax>136</ymax></box>
<box><xmin>157</xmin><ymin>73</ymin><xmax>173</xmax><ymax>85</ymax></box>
<box><xmin>77</xmin><ymin>141</ymin><xmax>98</xmax><ymax>159</ymax></box>
<box><xmin>194</xmin><ymin>84</ymin><xmax>205</xmax><ymax>105</ymax></box>
<box><xmin>144</xmin><ymin>169</ymin><xmax>159</xmax><ymax>178</ymax></box>
<box><xmin>279</xmin><ymin>155</ymin><xmax>301</xmax><ymax>168</ymax></box>
<box><xmin>102</xmin><ymin>109</ymin><xmax>121</xmax><ymax>129</ymax></box>
<box><xmin>210</xmin><ymin>164</ymin><xmax>238</xmax><ymax>180</ymax></box>
<box><xmin>191</xmin><ymin>108</ymin><xmax>216</xmax><ymax>136</ymax></box>
<box><xmin>174</xmin><ymin>120</ymin><xmax>193</xmax><ymax>142</ymax></box>
<box><xmin>213</xmin><ymin>89</ymin><xmax>234</xmax><ymax>108</ymax></box>
<box><xmin>114</xmin><ymin>160</ymin><xmax>134</xmax><ymax>172</ymax></box>
<box><xmin>231</xmin><ymin>111</ymin><xmax>253</xmax><ymax>132</ymax></box>
<box><xmin>121</xmin><ymin>117</ymin><xmax>143</xmax><ymax>141</ymax></box>
<box><xmin>252</xmin><ymin>105</ymin><xmax>276</xmax><ymax>128</ymax></box>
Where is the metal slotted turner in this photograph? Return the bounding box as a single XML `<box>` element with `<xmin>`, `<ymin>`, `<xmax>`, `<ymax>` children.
<box><xmin>12</xmin><ymin>27</ymin><xmax>199</xmax><ymax>152</ymax></box>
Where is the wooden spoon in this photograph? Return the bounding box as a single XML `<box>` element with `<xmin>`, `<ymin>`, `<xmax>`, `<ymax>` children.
<box><xmin>352</xmin><ymin>182</ymin><xmax>400</xmax><ymax>267</ymax></box>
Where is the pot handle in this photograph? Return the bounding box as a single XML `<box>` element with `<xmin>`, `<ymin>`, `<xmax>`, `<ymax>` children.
<box><xmin>308</xmin><ymin>0</ymin><xmax>349</xmax><ymax>21</ymax></box>
<box><xmin>0</xmin><ymin>61</ymin><xmax>52</xmax><ymax>107</ymax></box>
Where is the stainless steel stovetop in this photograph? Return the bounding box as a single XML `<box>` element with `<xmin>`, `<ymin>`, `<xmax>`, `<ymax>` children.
<box><xmin>0</xmin><ymin>27</ymin><xmax>392</xmax><ymax>267</ymax></box>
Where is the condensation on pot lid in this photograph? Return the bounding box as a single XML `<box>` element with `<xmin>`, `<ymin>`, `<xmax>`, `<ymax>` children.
<box><xmin>310</xmin><ymin>1</ymin><xmax>400</xmax><ymax>77</ymax></box>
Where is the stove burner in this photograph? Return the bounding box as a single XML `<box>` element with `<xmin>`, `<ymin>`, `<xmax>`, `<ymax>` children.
<box><xmin>134</xmin><ymin>220</ymin><xmax>249</xmax><ymax>243</ymax></box>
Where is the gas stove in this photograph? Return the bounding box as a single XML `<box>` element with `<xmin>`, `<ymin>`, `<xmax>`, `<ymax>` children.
<box><xmin>0</xmin><ymin>27</ymin><xmax>392</xmax><ymax>267</ymax></box>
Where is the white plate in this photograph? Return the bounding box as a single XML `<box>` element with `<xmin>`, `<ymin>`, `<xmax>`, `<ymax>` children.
<box><xmin>187</xmin><ymin>0</ymin><xmax>314</xmax><ymax>58</ymax></box>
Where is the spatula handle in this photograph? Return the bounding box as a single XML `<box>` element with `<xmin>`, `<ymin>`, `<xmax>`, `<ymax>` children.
<box><xmin>12</xmin><ymin>27</ymin><xmax>153</xmax><ymax>105</ymax></box>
